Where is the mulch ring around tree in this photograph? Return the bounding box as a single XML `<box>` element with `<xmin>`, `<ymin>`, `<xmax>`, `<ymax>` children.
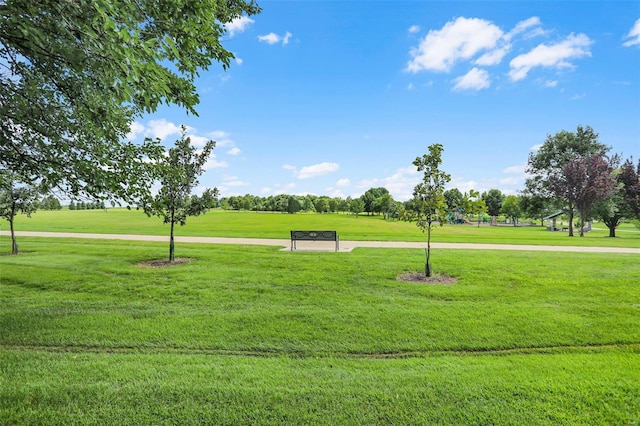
<box><xmin>138</xmin><ymin>258</ymin><xmax>192</xmax><ymax>268</ymax></box>
<box><xmin>397</xmin><ymin>272</ymin><xmax>458</xmax><ymax>285</ymax></box>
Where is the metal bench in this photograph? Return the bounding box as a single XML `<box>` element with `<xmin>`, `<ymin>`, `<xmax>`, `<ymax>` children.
<box><xmin>290</xmin><ymin>230</ymin><xmax>339</xmax><ymax>252</ymax></box>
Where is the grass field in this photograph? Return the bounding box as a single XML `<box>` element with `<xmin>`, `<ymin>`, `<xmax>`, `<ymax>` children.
<box><xmin>3</xmin><ymin>208</ymin><xmax>640</xmax><ymax>248</ymax></box>
<box><xmin>1</xmin><ymin>235</ymin><xmax>639</xmax><ymax>424</ymax></box>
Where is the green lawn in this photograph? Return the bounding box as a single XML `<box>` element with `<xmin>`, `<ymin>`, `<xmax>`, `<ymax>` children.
<box><xmin>4</xmin><ymin>208</ymin><xmax>640</xmax><ymax>247</ymax></box>
<box><xmin>1</xmin><ymin>237</ymin><xmax>639</xmax><ymax>424</ymax></box>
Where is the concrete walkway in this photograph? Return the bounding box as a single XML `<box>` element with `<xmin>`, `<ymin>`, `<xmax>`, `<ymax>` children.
<box><xmin>2</xmin><ymin>231</ymin><xmax>639</xmax><ymax>254</ymax></box>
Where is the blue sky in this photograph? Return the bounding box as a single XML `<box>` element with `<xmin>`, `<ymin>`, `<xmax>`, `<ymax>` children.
<box><xmin>128</xmin><ymin>1</ymin><xmax>640</xmax><ymax>201</ymax></box>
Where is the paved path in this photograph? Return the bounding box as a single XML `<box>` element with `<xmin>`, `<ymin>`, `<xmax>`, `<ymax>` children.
<box><xmin>3</xmin><ymin>231</ymin><xmax>639</xmax><ymax>254</ymax></box>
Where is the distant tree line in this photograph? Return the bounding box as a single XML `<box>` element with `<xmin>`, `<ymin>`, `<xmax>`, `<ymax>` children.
<box><xmin>68</xmin><ymin>200</ymin><xmax>106</xmax><ymax>210</ymax></box>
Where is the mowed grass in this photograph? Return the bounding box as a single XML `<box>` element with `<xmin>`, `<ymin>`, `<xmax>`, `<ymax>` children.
<box><xmin>1</xmin><ymin>236</ymin><xmax>639</xmax><ymax>424</ymax></box>
<box><xmin>4</xmin><ymin>208</ymin><xmax>640</xmax><ymax>247</ymax></box>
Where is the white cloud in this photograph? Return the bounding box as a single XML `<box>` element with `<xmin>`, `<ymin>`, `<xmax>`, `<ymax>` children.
<box><xmin>208</xmin><ymin>130</ymin><xmax>230</xmax><ymax>140</ymax></box>
<box><xmin>325</xmin><ymin>187</ymin><xmax>346</xmax><ymax>198</ymax></box>
<box><xmin>506</xmin><ymin>17</ymin><xmax>541</xmax><ymax>40</ymax></box>
<box><xmin>282</xmin><ymin>164</ymin><xmax>297</xmax><ymax>171</ymax></box>
<box><xmin>336</xmin><ymin>178</ymin><xmax>351</xmax><ymax>187</ymax></box>
<box><xmin>406</xmin><ymin>17</ymin><xmax>504</xmax><ymax>73</ymax></box>
<box><xmin>408</xmin><ymin>25</ymin><xmax>421</xmax><ymax>34</ymax></box>
<box><xmin>523</xmin><ymin>27</ymin><xmax>551</xmax><ymax>40</ymax></box>
<box><xmin>623</xmin><ymin>18</ymin><xmax>640</xmax><ymax>47</ymax></box>
<box><xmin>235</xmin><ymin>56</ymin><xmax>244</xmax><ymax>65</ymax></box>
<box><xmin>508</xmin><ymin>33</ymin><xmax>592</xmax><ymax>81</ymax></box>
<box><xmin>126</xmin><ymin>121</ymin><xmax>145</xmax><ymax>140</ymax></box>
<box><xmin>258</xmin><ymin>33</ymin><xmax>280</xmax><ymax>45</ymax></box>
<box><xmin>273</xmin><ymin>183</ymin><xmax>297</xmax><ymax>195</ymax></box>
<box><xmin>539</xmin><ymin>79</ymin><xmax>558</xmax><ymax>88</ymax></box>
<box><xmin>530</xmin><ymin>144</ymin><xmax>542</xmax><ymax>151</ymax></box>
<box><xmin>448</xmin><ymin>177</ymin><xmax>479</xmax><ymax>194</ymax></box>
<box><xmin>296</xmin><ymin>162</ymin><xmax>340</xmax><ymax>179</ymax></box>
<box><xmin>407</xmin><ymin>83</ymin><xmax>415</xmax><ymax>90</ymax></box>
<box><xmin>356</xmin><ymin>166</ymin><xmax>419</xmax><ymax>202</ymax></box>
<box><xmin>147</xmin><ymin>119</ymin><xmax>182</xmax><ymax>140</ymax></box>
<box><xmin>571</xmin><ymin>92</ymin><xmax>587</xmax><ymax>100</ymax></box>
<box><xmin>203</xmin><ymin>155</ymin><xmax>228</xmax><ymax>170</ymax></box>
<box><xmin>258</xmin><ymin>31</ymin><xmax>293</xmax><ymax>46</ymax></box>
<box><xmin>225</xmin><ymin>16</ymin><xmax>255</xmax><ymax>37</ymax></box>
<box><xmin>475</xmin><ymin>46</ymin><xmax>510</xmax><ymax>66</ymax></box>
<box><xmin>227</xmin><ymin>147</ymin><xmax>241</xmax><ymax>155</ymax></box>
<box><xmin>452</xmin><ymin>68</ymin><xmax>491</xmax><ymax>91</ymax></box>
<box><xmin>502</xmin><ymin>164</ymin><xmax>526</xmax><ymax>174</ymax></box>
<box><xmin>473</xmin><ymin>17</ymin><xmax>542</xmax><ymax>67</ymax></box>
<box><xmin>223</xmin><ymin>180</ymin><xmax>249</xmax><ymax>187</ymax></box>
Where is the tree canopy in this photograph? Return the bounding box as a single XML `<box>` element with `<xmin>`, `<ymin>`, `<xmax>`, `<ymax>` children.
<box><xmin>526</xmin><ymin>125</ymin><xmax>610</xmax><ymax>236</ymax></box>
<box><xmin>0</xmin><ymin>0</ymin><xmax>260</xmax><ymax>202</ymax></box>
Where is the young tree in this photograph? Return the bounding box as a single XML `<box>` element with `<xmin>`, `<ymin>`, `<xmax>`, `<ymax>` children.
<box><xmin>0</xmin><ymin>172</ymin><xmax>40</xmax><ymax>254</ymax></box>
<box><xmin>143</xmin><ymin>128</ymin><xmax>218</xmax><ymax>262</ymax></box>
<box><xmin>550</xmin><ymin>154</ymin><xmax>618</xmax><ymax>237</ymax></box>
<box><xmin>466</xmin><ymin>189</ymin><xmax>486</xmax><ymax>227</ymax></box>
<box><xmin>412</xmin><ymin>144</ymin><xmax>451</xmax><ymax>277</ymax></box>
<box><xmin>526</xmin><ymin>125</ymin><xmax>609</xmax><ymax>236</ymax></box>
<box><xmin>1</xmin><ymin>0</ymin><xmax>260</xmax><ymax>204</ymax></box>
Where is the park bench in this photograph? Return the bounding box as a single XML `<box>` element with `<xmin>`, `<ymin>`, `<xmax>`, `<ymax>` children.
<box><xmin>290</xmin><ymin>230</ymin><xmax>339</xmax><ymax>252</ymax></box>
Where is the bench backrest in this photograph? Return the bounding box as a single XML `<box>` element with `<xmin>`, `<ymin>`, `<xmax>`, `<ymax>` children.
<box><xmin>290</xmin><ymin>231</ymin><xmax>338</xmax><ymax>241</ymax></box>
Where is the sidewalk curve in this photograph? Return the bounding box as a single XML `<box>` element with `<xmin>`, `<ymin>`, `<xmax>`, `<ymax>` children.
<box><xmin>2</xmin><ymin>231</ymin><xmax>639</xmax><ymax>254</ymax></box>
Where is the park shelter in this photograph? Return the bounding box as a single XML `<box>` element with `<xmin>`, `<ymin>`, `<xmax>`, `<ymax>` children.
<box><xmin>543</xmin><ymin>211</ymin><xmax>564</xmax><ymax>231</ymax></box>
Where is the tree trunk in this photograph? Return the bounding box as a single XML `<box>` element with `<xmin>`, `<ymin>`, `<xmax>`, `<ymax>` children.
<box><xmin>579</xmin><ymin>212</ymin><xmax>586</xmax><ymax>237</ymax></box>
<box><xmin>425</xmin><ymin>228</ymin><xmax>432</xmax><ymax>277</ymax></box>
<box><xmin>9</xmin><ymin>218</ymin><xmax>17</xmax><ymax>255</ymax></box>
<box><xmin>568</xmin><ymin>208</ymin><xmax>574</xmax><ymax>237</ymax></box>
<box><xmin>169</xmin><ymin>213</ymin><xmax>175</xmax><ymax>262</ymax></box>
<box><xmin>608</xmin><ymin>226</ymin><xmax>616</xmax><ymax>238</ymax></box>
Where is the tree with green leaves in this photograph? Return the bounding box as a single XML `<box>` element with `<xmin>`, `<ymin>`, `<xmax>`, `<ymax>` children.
<box><xmin>444</xmin><ymin>188</ymin><xmax>464</xmax><ymax>216</ymax></box>
<box><xmin>501</xmin><ymin>195</ymin><xmax>521</xmax><ymax>226</ymax></box>
<box><xmin>374</xmin><ymin>193</ymin><xmax>394</xmax><ymax>219</ymax></box>
<box><xmin>142</xmin><ymin>128</ymin><xmax>218</xmax><ymax>262</ymax></box>
<box><xmin>412</xmin><ymin>144</ymin><xmax>451</xmax><ymax>277</ymax></box>
<box><xmin>482</xmin><ymin>189</ymin><xmax>504</xmax><ymax>224</ymax></box>
<box><xmin>619</xmin><ymin>157</ymin><xmax>640</xmax><ymax>220</ymax></box>
<box><xmin>466</xmin><ymin>189</ymin><xmax>486</xmax><ymax>227</ymax></box>
<box><xmin>586</xmin><ymin>155</ymin><xmax>637</xmax><ymax>238</ymax></box>
<box><xmin>349</xmin><ymin>198</ymin><xmax>365</xmax><ymax>216</ymax></box>
<box><xmin>519</xmin><ymin>191</ymin><xmax>554</xmax><ymax>226</ymax></box>
<box><xmin>287</xmin><ymin>196</ymin><xmax>301</xmax><ymax>214</ymax></box>
<box><xmin>361</xmin><ymin>187</ymin><xmax>389</xmax><ymax>215</ymax></box>
<box><xmin>526</xmin><ymin>125</ymin><xmax>609</xmax><ymax>236</ymax></box>
<box><xmin>0</xmin><ymin>171</ymin><xmax>41</xmax><ymax>254</ymax></box>
<box><xmin>0</xmin><ymin>0</ymin><xmax>260</xmax><ymax>203</ymax></box>
<box><xmin>549</xmin><ymin>153</ymin><xmax>618</xmax><ymax>237</ymax></box>
<box><xmin>40</xmin><ymin>195</ymin><xmax>61</xmax><ymax>210</ymax></box>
